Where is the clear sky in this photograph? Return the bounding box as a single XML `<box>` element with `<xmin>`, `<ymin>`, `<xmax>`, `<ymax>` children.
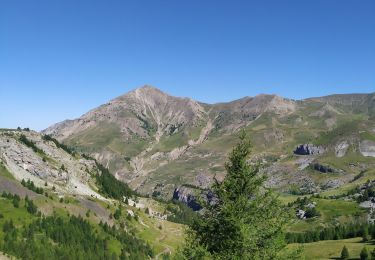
<box><xmin>1</xmin><ymin>0</ymin><xmax>374</xmax><ymax>131</ymax></box>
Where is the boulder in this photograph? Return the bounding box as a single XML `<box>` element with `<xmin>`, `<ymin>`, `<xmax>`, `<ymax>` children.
<box><xmin>311</xmin><ymin>163</ymin><xmax>335</xmax><ymax>173</ymax></box>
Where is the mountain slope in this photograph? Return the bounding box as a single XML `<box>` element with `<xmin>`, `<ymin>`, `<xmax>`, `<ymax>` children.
<box><xmin>44</xmin><ymin>86</ymin><xmax>375</xmax><ymax>199</ymax></box>
<box><xmin>0</xmin><ymin>129</ymin><xmax>187</xmax><ymax>258</ymax></box>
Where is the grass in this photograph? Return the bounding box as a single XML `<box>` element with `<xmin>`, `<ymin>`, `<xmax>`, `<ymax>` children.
<box><xmin>0</xmin><ymin>198</ymin><xmax>37</xmax><ymax>241</ymax></box>
<box><xmin>66</xmin><ymin>122</ymin><xmax>150</xmax><ymax>157</ymax></box>
<box><xmin>0</xmin><ymin>163</ymin><xmax>14</xmax><ymax>180</ymax></box>
<box><xmin>288</xmin><ymin>198</ymin><xmax>366</xmax><ymax>232</ymax></box>
<box><xmin>152</xmin><ymin>124</ymin><xmax>205</xmax><ymax>153</ymax></box>
<box><xmin>288</xmin><ymin>237</ymin><xmax>375</xmax><ymax>260</ymax></box>
<box><xmin>360</xmin><ymin>131</ymin><xmax>375</xmax><ymax>142</ymax></box>
<box><xmin>315</xmin><ymin>198</ymin><xmax>365</xmax><ymax>221</ymax></box>
<box><xmin>321</xmin><ymin>169</ymin><xmax>375</xmax><ymax>197</ymax></box>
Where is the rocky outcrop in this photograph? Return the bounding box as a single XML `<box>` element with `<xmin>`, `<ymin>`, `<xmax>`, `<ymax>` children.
<box><xmin>322</xmin><ymin>179</ymin><xmax>344</xmax><ymax>189</ymax></box>
<box><xmin>335</xmin><ymin>141</ymin><xmax>349</xmax><ymax>157</ymax></box>
<box><xmin>294</xmin><ymin>144</ymin><xmax>325</xmax><ymax>155</ymax></box>
<box><xmin>172</xmin><ymin>186</ymin><xmax>202</xmax><ymax>211</ymax></box>
<box><xmin>359</xmin><ymin>140</ymin><xmax>375</xmax><ymax>157</ymax></box>
<box><xmin>172</xmin><ymin>185</ymin><xmax>218</xmax><ymax>211</ymax></box>
<box><xmin>0</xmin><ymin>130</ymin><xmax>105</xmax><ymax>200</ymax></box>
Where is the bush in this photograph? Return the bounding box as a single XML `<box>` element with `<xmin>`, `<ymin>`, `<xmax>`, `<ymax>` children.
<box><xmin>360</xmin><ymin>247</ymin><xmax>368</xmax><ymax>260</ymax></box>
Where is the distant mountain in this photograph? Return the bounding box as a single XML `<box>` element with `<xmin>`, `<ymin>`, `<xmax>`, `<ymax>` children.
<box><xmin>43</xmin><ymin>86</ymin><xmax>375</xmax><ymax>199</ymax></box>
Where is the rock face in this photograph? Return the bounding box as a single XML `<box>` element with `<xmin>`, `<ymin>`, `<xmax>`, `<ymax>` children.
<box><xmin>359</xmin><ymin>140</ymin><xmax>375</xmax><ymax>157</ymax></box>
<box><xmin>0</xmin><ymin>130</ymin><xmax>105</xmax><ymax>200</ymax></box>
<box><xmin>294</xmin><ymin>144</ymin><xmax>325</xmax><ymax>155</ymax></box>
<box><xmin>172</xmin><ymin>186</ymin><xmax>202</xmax><ymax>211</ymax></box>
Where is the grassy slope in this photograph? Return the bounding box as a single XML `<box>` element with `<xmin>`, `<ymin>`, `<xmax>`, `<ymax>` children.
<box><xmin>0</xmin><ymin>164</ymin><xmax>14</xmax><ymax>180</ymax></box>
<box><xmin>288</xmin><ymin>198</ymin><xmax>366</xmax><ymax>233</ymax></box>
<box><xmin>288</xmin><ymin>237</ymin><xmax>375</xmax><ymax>260</ymax></box>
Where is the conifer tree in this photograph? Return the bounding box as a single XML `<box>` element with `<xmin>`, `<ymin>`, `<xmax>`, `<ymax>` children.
<box><xmin>361</xmin><ymin>247</ymin><xmax>369</xmax><ymax>260</ymax></box>
<box><xmin>181</xmin><ymin>132</ymin><xmax>294</xmax><ymax>259</ymax></box>
<box><xmin>341</xmin><ymin>245</ymin><xmax>349</xmax><ymax>260</ymax></box>
<box><xmin>370</xmin><ymin>248</ymin><xmax>375</xmax><ymax>260</ymax></box>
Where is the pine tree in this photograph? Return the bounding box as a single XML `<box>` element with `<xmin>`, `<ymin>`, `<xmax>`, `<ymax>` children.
<box><xmin>341</xmin><ymin>245</ymin><xmax>349</xmax><ymax>260</ymax></box>
<box><xmin>361</xmin><ymin>247</ymin><xmax>369</xmax><ymax>260</ymax></box>
<box><xmin>371</xmin><ymin>248</ymin><xmax>375</xmax><ymax>260</ymax></box>
<box><xmin>181</xmin><ymin>132</ymin><xmax>294</xmax><ymax>259</ymax></box>
<box><xmin>363</xmin><ymin>227</ymin><xmax>370</xmax><ymax>242</ymax></box>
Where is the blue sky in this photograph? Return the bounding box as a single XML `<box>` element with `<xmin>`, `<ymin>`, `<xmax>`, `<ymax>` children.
<box><xmin>1</xmin><ymin>0</ymin><xmax>374</xmax><ymax>130</ymax></box>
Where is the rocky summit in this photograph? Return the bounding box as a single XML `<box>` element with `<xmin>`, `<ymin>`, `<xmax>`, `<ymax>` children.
<box><xmin>43</xmin><ymin>86</ymin><xmax>375</xmax><ymax>201</ymax></box>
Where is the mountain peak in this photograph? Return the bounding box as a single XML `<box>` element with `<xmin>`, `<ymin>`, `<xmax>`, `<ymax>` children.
<box><xmin>136</xmin><ymin>84</ymin><xmax>163</xmax><ymax>93</ymax></box>
<box><xmin>113</xmin><ymin>85</ymin><xmax>169</xmax><ymax>102</ymax></box>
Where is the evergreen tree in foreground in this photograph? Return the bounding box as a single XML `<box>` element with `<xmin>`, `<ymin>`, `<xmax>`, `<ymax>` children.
<box><xmin>181</xmin><ymin>132</ymin><xmax>295</xmax><ymax>259</ymax></box>
<box><xmin>341</xmin><ymin>245</ymin><xmax>349</xmax><ymax>260</ymax></box>
<box><xmin>361</xmin><ymin>247</ymin><xmax>369</xmax><ymax>260</ymax></box>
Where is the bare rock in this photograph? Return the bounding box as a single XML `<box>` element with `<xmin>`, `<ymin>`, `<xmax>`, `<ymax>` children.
<box><xmin>359</xmin><ymin>140</ymin><xmax>375</xmax><ymax>157</ymax></box>
<box><xmin>335</xmin><ymin>141</ymin><xmax>349</xmax><ymax>157</ymax></box>
<box><xmin>294</xmin><ymin>144</ymin><xmax>325</xmax><ymax>155</ymax></box>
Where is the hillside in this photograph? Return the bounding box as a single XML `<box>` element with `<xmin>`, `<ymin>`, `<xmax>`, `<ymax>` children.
<box><xmin>43</xmin><ymin>86</ymin><xmax>375</xmax><ymax>201</ymax></box>
<box><xmin>0</xmin><ymin>129</ymin><xmax>186</xmax><ymax>259</ymax></box>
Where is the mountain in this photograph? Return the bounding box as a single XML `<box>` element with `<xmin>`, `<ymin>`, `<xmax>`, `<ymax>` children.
<box><xmin>0</xmin><ymin>128</ymin><xmax>185</xmax><ymax>257</ymax></box>
<box><xmin>43</xmin><ymin>86</ymin><xmax>375</xmax><ymax>200</ymax></box>
<box><xmin>0</xmin><ymin>130</ymin><xmax>103</xmax><ymax>199</ymax></box>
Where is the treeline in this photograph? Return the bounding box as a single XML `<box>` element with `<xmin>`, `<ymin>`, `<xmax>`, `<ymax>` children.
<box><xmin>1</xmin><ymin>214</ymin><xmax>153</xmax><ymax>260</ymax></box>
<box><xmin>94</xmin><ymin>161</ymin><xmax>134</xmax><ymax>200</ymax></box>
<box><xmin>21</xmin><ymin>179</ymin><xmax>44</xmax><ymax>194</ymax></box>
<box><xmin>42</xmin><ymin>134</ymin><xmax>75</xmax><ymax>155</ymax></box>
<box><xmin>286</xmin><ymin>222</ymin><xmax>375</xmax><ymax>243</ymax></box>
<box><xmin>19</xmin><ymin>134</ymin><xmax>44</xmax><ymax>154</ymax></box>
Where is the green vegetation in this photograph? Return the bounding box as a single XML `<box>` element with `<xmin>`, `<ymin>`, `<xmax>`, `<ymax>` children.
<box><xmin>21</xmin><ymin>179</ymin><xmax>44</xmax><ymax>194</ymax></box>
<box><xmin>341</xmin><ymin>245</ymin><xmax>349</xmax><ymax>260</ymax></box>
<box><xmin>166</xmin><ymin>200</ymin><xmax>196</xmax><ymax>225</ymax></box>
<box><xmin>181</xmin><ymin>133</ymin><xmax>295</xmax><ymax>259</ymax></box>
<box><xmin>360</xmin><ymin>247</ymin><xmax>369</xmax><ymax>260</ymax></box>
<box><xmin>43</xmin><ymin>134</ymin><xmax>75</xmax><ymax>155</ymax></box>
<box><xmin>95</xmin><ymin>162</ymin><xmax>134</xmax><ymax>200</ymax></box>
<box><xmin>313</xmin><ymin>119</ymin><xmax>362</xmax><ymax>146</ymax></box>
<box><xmin>1</xmin><ymin>214</ymin><xmax>153</xmax><ymax>259</ymax></box>
<box><xmin>287</xmin><ymin>222</ymin><xmax>375</xmax><ymax>243</ymax></box>
<box><xmin>0</xmin><ymin>189</ymin><xmax>154</xmax><ymax>259</ymax></box>
<box><xmin>19</xmin><ymin>134</ymin><xmax>44</xmax><ymax>154</ymax></box>
<box><xmin>66</xmin><ymin>122</ymin><xmax>149</xmax><ymax>158</ymax></box>
<box><xmin>288</xmin><ymin>237</ymin><xmax>375</xmax><ymax>260</ymax></box>
<box><xmin>0</xmin><ymin>162</ymin><xmax>13</xmax><ymax>179</ymax></box>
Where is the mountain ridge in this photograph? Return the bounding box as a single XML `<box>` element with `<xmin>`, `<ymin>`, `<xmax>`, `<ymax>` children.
<box><xmin>42</xmin><ymin>85</ymin><xmax>375</xmax><ymax>199</ymax></box>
